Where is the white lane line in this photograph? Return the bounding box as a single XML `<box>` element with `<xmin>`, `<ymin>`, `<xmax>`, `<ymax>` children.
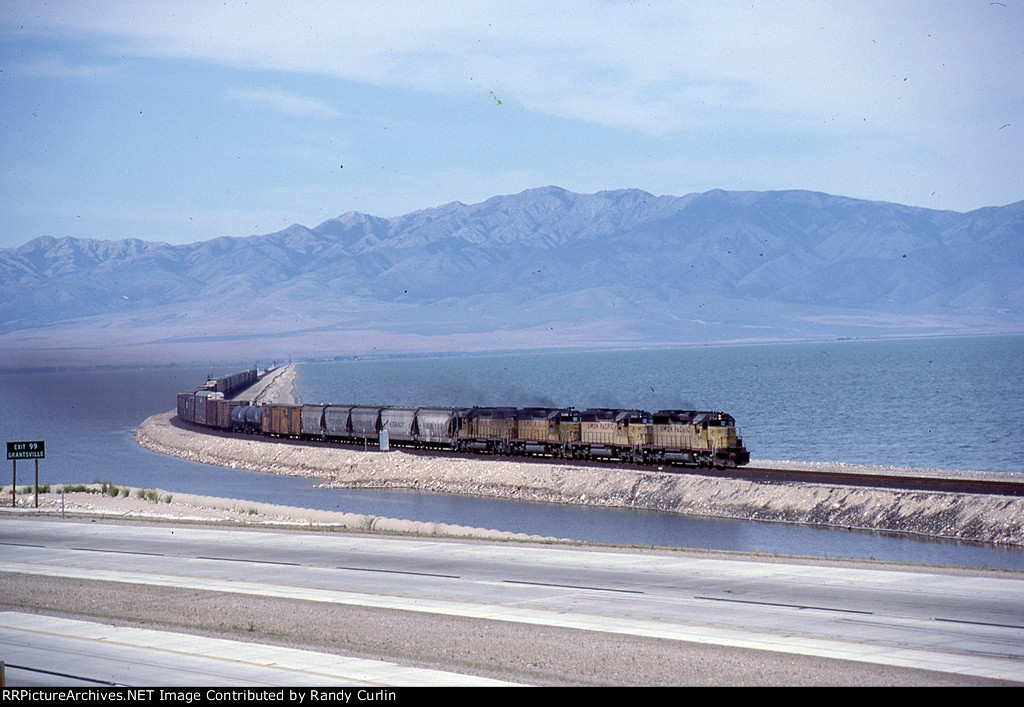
<box><xmin>5</xmin><ymin>562</ymin><xmax>1023</xmax><ymax>682</ymax></box>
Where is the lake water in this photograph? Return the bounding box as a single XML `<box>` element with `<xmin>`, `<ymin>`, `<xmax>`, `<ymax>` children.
<box><xmin>299</xmin><ymin>335</ymin><xmax>1024</xmax><ymax>473</ymax></box>
<box><xmin>1</xmin><ymin>334</ymin><xmax>1022</xmax><ymax>569</ymax></box>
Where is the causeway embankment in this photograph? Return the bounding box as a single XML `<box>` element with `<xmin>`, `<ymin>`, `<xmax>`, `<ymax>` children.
<box><xmin>132</xmin><ymin>367</ymin><xmax>1024</xmax><ymax>547</ymax></box>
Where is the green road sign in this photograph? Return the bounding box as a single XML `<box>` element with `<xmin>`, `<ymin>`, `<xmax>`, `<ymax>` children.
<box><xmin>7</xmin><ymin>440</ymin><xmax>45</xmax><ymax>460</ymax></box>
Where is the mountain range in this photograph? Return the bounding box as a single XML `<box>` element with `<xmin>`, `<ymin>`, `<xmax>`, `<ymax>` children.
<box><xmin>2</xmin><ymin>186</ymin><xmax>1021</xmax><ymax>368</ymax></box>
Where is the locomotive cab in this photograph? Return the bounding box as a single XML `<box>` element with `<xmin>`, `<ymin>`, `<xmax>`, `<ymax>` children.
<box><xmin>694</xmin><ymin>412</ymin><xmax>749</xmax><ymax>467</ymax></box>
<box><xmin>652</xmin><ymin>410</ymin><xmax>749</xmax><ymax>467</ymax></box>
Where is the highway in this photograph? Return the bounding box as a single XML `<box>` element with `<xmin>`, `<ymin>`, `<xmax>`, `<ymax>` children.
<box><xmin>2</xmin><ymin>518</ymin><xmax>1023</xmax><ymax>686</ymax></box>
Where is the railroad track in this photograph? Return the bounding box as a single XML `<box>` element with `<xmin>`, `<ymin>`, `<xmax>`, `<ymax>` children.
<box><xmin>733</xmin><ymin>465</ymin><xmax>1024</xmax><ymax>498</ymax></box>
<box><xmin>173</xmin><ymin>415</ymin><xmax>1024</xmax><ymax>499</ymax></box>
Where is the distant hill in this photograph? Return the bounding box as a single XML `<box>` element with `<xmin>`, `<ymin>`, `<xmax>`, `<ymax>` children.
<box><xmin>2</xmin><ymin>186</ymin><xmax>1022</xmax><ymax>367</ymax></box>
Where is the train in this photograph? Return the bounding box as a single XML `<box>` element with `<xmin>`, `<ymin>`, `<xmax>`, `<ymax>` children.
<box><xmin>176</xmin><ymin>368</ymin><xmax>750</xmax><ymax>468</ymax></box>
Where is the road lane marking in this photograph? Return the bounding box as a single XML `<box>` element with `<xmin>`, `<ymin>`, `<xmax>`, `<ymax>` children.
<box><xmin>4</xmin><ymin>562</ymin><xmax>1023</xmax><ymax>682</ymax></box>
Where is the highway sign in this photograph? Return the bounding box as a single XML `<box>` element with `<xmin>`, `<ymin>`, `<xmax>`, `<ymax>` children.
<box><xmin>7</xmin><ymin>440</ymin><xmax>45</xmax><ymax>460</ymax></box>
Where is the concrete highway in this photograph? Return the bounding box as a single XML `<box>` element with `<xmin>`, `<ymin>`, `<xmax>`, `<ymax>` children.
<box><xmin>2</xmin><ymin>518</ymin><xmax>1022</xmax><ymax>686</ymax></box>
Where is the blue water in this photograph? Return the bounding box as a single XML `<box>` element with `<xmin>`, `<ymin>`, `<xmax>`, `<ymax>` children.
<box><xmin>1</xmin><ymin>335</ymin><xmax>1022</xmax><ymax>569</ymax></box>
<box><xmin>299</xmin><ymin>335</ymin><xmax>1024</xmax><ymax>473</ymax></box>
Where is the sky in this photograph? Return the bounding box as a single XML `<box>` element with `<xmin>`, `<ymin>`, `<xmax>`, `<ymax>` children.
<box><xmin>0</xmin><ymin>0</ymin><xmax>1021</xmax><ymax>249</ymax></box>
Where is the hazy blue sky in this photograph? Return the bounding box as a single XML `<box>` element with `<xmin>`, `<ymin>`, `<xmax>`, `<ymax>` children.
<box><xmin>1</xmin><ymin>1</ymin><xmax>1020</xmax><ymax>248</ymax></box>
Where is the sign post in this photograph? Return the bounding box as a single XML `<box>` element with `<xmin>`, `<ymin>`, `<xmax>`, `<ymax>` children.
<box><xmin>7</xmin><ymin>441</ymin><xmax>45</xmax><ymax>508</ymax></box>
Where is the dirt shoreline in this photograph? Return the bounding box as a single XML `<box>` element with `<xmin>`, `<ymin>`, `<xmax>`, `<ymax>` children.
<box><xmin>0</xmin><ymin>484</ymin><xmax>562</xmax><ymax>542</ymax></box>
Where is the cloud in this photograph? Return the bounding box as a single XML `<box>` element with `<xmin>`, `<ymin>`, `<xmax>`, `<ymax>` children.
<box><xmin>1</xmin><ymin>0</ymin><xmax>1020</xmax><ymax>233</ymax></box>
<box><xmin>10</xmin><ymin>53</ymin><xmax>119</xmax><ymax>80</ymax></box>
<box><xmin>229</xmin><ymin>88</ymin><xmax>341</xmax><ymax>119</ymax></box>
<box><xmin>4</xmin><ymin>2</ymin><xmax>1018</xmax><ymax>132</ymax></box>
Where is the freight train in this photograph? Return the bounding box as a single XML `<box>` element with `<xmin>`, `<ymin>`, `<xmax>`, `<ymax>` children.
<box><xmin>176</xmin><ymin>369</ymin><xmax>750</xmax><ymax>468</ymax></box>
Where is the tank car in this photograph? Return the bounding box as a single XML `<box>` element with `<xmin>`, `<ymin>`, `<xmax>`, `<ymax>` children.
<box><xmin>230</xmin><ymin>405</ymin><xmax>264</xmax><ymax>434</ymax></box>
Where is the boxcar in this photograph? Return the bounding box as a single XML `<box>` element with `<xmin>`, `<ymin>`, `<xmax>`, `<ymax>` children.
<box><xmin>263</xmin><ymin>404</ymin><xmax>302</xmax><ymax>437</ymax></box>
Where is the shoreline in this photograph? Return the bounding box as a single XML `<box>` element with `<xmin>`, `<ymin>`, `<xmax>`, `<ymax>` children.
<box><xmin>131</xmin><ymin>405</ymin><xmax>1024</xmax><ymax>548</ymax></box>
<box><xmin>0</xmin><ymin>485</ymin><xmax>561</xmax><ymax>543</ymax></box>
